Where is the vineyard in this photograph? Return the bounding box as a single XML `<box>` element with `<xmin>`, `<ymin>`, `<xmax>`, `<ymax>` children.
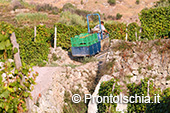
<box><xmin>0</xmin><ymin>2</ymin><xmax>170</xmax><ymax>112</ymax></box>
<box><xmin>0</xmin><ymin>5</ymin><xmax>169</xmax><ymax>66</ymax></box>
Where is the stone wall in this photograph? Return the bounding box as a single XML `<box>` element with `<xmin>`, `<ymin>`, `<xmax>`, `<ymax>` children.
<box><xmin>30</xmin><ymin>62</ymin><xmax>98</xmax><ymax>113</ymax></box>
<box><xmin>106</xmin><ymin>39</ymin><xmax>170</xmax><ymax>91</ymax></box>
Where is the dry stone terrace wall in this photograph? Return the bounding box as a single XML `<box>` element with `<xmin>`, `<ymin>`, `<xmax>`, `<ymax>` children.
<box><xmin>30</xmin><ymin>62</ymin><xmax>98</xmax><ymax>113</ymax></box>
<box><xmin>106</xmin><ymin>39</ymin><xmax>170</xmax><ymax>90</ymax></box>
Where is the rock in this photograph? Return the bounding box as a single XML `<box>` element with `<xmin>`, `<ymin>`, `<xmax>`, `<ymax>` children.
<box><xmin>115</xmin><ymin>61</ymin><xmax>122</xmax><ymax>71</ymax></box>
<box><xmin>132</xmin><ymin>70</ymin><xmax>138</xmax><ymax>75</ymax></box>
<box><xmin>112</xmin><ymin>72</ymin><xmax>120</xmax><ymax>77</ymax></box>
<box><xmin>131</xmin><ymin>62</ymin><xmax>138</xmax><ymax>70</ymax></box>
<box><xmin>48</xmin><ymin>54</ymin><xmax>52</xmax><ymax>60</ymax></box>
<box><xmin>74</xmin><ymin>86</ymin><xmax>79</xmax><ymax>90</ymax></box>
<box><xmin>91</xmin><ymin>70</ymin><xmax>96</xmax><ymax>75</ymax></box>
<box><xmin>124</xmin><ymin>68</ymin><xmax>132</xmax><ymax>75</ymax></box>
<box><xmin>74</xmin><ymin>71</ymin><xmax>81</xmax><ymax>78</ymax></box>
<box><xmin>130</xmin><ymin>76</ymin><xmax>137</xmax><ymax>82</ymax></box>
<box><xmin>82</xmin><ymin>72</ymin><xmax>89</xmax><ymax>78</ymax></box>
<box><xmin>49</xmin><ymin>47</ymin><xmax>81</xmax><ymax>66</ymax></box>
<box><xmin>15</xmin><ymin>9</ymin><xmax>30</xmax><ymax>13</ymax></box>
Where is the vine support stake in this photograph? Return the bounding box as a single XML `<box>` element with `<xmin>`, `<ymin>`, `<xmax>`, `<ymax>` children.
<box><xmin>147</xmin><ymin>80</ymin><xmax>149</xmax><ymax>96</ymax></box>
<box><xmin>34</xmin><ymin>26</ymin><xmax>36</xmax><ymax>42</ymax></box>
<box><xmin>10</xmin><ymin>32</ymin><xmax>31</xmax><ymax>113</ymax></box>
<box><xmin>54</xmin><ymin>26</ymin><xmax>57</xmax><ymax>49</ymax></box>
<box><xmin>10</xmin><ymin>32</ymin><xmax>22</xmax><ymax>70</ymax></box>
<box><xmin>125</xmin><ymin>24</ymin><xmax>128</xmax><ymax>41</ymax></box>
<box><xmin>139</xmin><ymin>27</ymin><xmax>142</xmax><ymax>40</ymax></box>
<box><xmin>135</xmin><ymin>32</ymin><xmax>137</xmax><ymax>41</ymax></box>
<box><xmin>154</xmin><ymin>33</ymin><xmax>156</xmax><ymax>40</ymax></box>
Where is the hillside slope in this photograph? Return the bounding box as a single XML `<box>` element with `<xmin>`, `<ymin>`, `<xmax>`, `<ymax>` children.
<box><xmin>24</xmin><ymin>0</ymin><xmax>159</xmax><ymax>23</ymax></box>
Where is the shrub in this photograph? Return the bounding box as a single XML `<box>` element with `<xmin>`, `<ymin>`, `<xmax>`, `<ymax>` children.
<box><xmin>136</xmin><ymin>0</ymin><xmax>140</xmax><ymax>4</ymax></box>
<box><xmin>11</xmin><ymin>0</ymin><xmax>24</xmax><ymax>11</ymax></box>
<box><xmin>116</xmin><ymin>13</ymin><xmax>122</xmax><ymax>20</ymax></box>
<box><xmin>36</xmin><ymin>4</ymin><xmax>58</xmax><ymax>14</ymax></box>
<box><xmin>107</xmin><ymin>15</ymin><xmax>116</xmax><ymax>20</ymax></box>
<box><xmin>58</xmin><ymin>11</ymin><xmax>86</xmax><ymax>26</ymax></box>
<box><xmin>108</xmin><ymin>0</ymin><xmax>116</xmax><ymax>5</ymax></box>
<box><xmin>74</xmin><ymin>9</ymin><xmax>91</xmax><ymax>17</ymax></box>
<box><xmin>154</xmin><ymin>0</ymin><xmax>170</xmax><ymax>7</ymax></box>
<box><xmin>81</xmin><ymin>0</ymin><xmax>83</xmax><ymax>5</ymax></box>
<box><xmin>62</xmin><ymin>3</ymin><xmax>76</xmax><ymax>11</ymax></box>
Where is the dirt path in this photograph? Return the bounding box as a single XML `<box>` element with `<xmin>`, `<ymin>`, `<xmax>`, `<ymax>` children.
<box><xmin>31</xmin><ymin>66</ymin><xmax>65</xmax><ymax>100</ymax></box>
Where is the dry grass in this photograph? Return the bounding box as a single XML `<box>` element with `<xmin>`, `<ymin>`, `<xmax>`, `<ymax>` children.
<box><xmin>15</xmin><ymin>12</ymin><xmax>48</xmax><ymax>24</ymax></box>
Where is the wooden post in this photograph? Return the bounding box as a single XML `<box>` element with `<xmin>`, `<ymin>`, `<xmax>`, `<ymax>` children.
<box><xmin>54</xmin><ymin>26</ymin><xmax>57</xmax><ymax>49</ymax></box>
<box><xmin>34</xmin><ymin>26</ymin><xmax>36</xmax><ymax>42</ymax></box>
<box><xmin>10</xmin><ymin>32</ymin><xmax>31</xmax><ymax>113</ymax></box>
<box><xmin>125</xmin><ymin>24</ymin><xmax>128</xmax><ymax>41</ymax></box>
<box><xmin>10</xmin><ymin>32</ymin><xmax>22</xmax><ymax>70</ymax></box>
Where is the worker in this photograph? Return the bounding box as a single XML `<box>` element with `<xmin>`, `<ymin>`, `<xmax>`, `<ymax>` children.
<box><xmin>93</xmin><ymin>21</ymin><xmax>109</xmax><ymax>34</ymax></box>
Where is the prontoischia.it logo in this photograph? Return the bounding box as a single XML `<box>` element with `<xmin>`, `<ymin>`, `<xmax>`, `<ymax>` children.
<box><xmin>72</xmin><ymin>94</ymin><xmax>160</xmax><ymax>104</ymax></box>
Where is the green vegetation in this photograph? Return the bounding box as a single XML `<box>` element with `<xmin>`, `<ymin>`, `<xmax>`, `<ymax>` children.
<box><xmin>108</xmin><ymin>0</ymin><xmax>116</xmax><ymax>5</ymax></box>
<box><xmin>154</xmin><ymin>0</ymin><xmax>170</xmax><ymax>7</ymax></box>
<box><xmin>0</xmin><ymin>34</ymin><xmax>12</xmax><ymax>59</ymax></box>
<box><xmin>62</xmin><ymin>3</ymin><xmax>101</xmax><ymax>22</ymax></box>
<box><xmin>0</xmin><ymin>0</ymin><xmax>11</xmax><ymax>4</ymax></box>
<box><xmin>136</xmin><ymin>0</ymin><xmax>140</xmax><ymax>4</ymax></box>
<box><xmin>98</xmin><ymin>78</ymin><xmax>122</xmax><ymax>112</ymax></box>
<box><xmin>36</xmin><ymin>4</ymin><xmax>59</xmax><ymax>14</ymax></box>
<box><xmin>139</xmin><ymin>6</ymin><xmax>170</xmax><ymax>40</ymax></box>
<box><xmin>107</xmin><ymin>15</ymin><xmax>116</xmax><ymax>20</ymax></box>
<box><xmin>19</xmin><ymin>41</ymin><xmax>49</xmax><ymax>66</ymax></box>
<box><xmin>63</xmin><ymin>90</ymin><xmax>87</xmax><ymax>113</ymax></box>
<box><xmin>166</xmin><ymin>75</ymin><xmax>170</xmax><ymax>81</ymax></box>
<box><xmin>127</xmin><ymin>22</ymin><xmax>140</xmax><ymax>41</ymax></box>
<box><xmin>81</xmin><ymin>0</ymin><xmax>83</xmax><ymax>5</ymax></box>
<box><xmin>105</xmin><ymin>22</ymin><xmax>126</xmax><ymax>40</ymax></box>
<box><xmin>0</xmin><ymin>60</ymin><xmax>38</xmax><ymax>112</ymax></box>
<box><xmin>127</xmin><ymin>78</ymin><xmax>161</xmax><ymax>112</ymax></box>
<box><xmin>58</xmin><ymin>11</ymin><xmax>86</xmax><ymax>26</ymax></box>
<box><xmin>62</xmin><ymin>3</ymin><xmax>76</xmax><ymax>11</ymax></box>
<box><xmin>80</xmin><ymin>57</ymin><xmax>98</xmax><ymax>64</ymax></box>
<box><xmin>116</xmin><ymin>13</ymin><xmax>122</xmax><ymax>20</ymax></box>
<box><xmin>0</xmin><ymin>22</ymin><xmax>50</xmax><ymax>66</ymax></box>
<box><xmin>146</xmin><ymin>88</ymin><xmax>170</xmax><ymax>113</ymax></box>
<box><xmin>15</xmin><ymin>13</ymin><xmax>48</xmax><ymax>24</ymax></box>
<box><xmin>0</xmin><ymin>32</ymin><xmax>38</xmax><ymax>112</ymax></box>
<box><xmin>127</xmin><ymin>78</ymin><xmax>170</xmax><ymax>113</ymax></box>
<box><xmin>63</xmin><ymin>64</ymin><xmax>78</xmax><ymax>69</ymax></box>
<box><xmin>147</xmin><ymin>65</ymin><xmax>152</xmax><ymax>70</ymax></box>
<box><xmin>52</xmin><ymin>53</ymin><xmax>61</xmax><ymax>61</ymax></box>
